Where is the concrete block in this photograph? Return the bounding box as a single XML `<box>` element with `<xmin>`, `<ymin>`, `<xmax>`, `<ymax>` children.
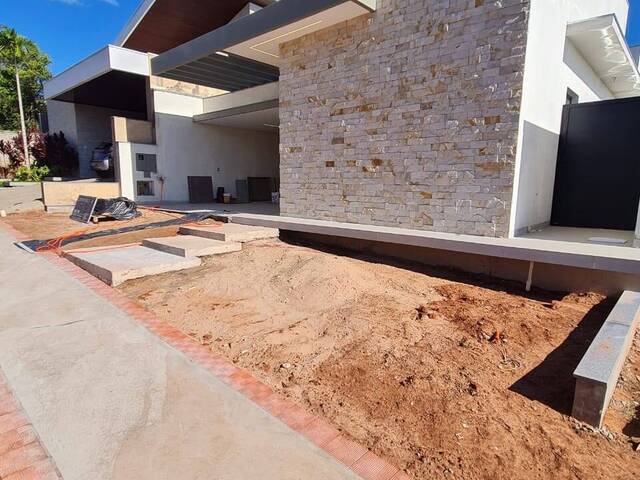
<box><xmin>572</xmin><ymin>290</ymin><xmax>640</xmax><ymax>427</ymax></box>
<box><xmin>142</xmin><ymin>236</ymin><xmax>242</xmax><ymax>257</ymax></box>
<box><xmin>65</xmin><ymin>245</ymin><xmax>201</xmax><ymax>286</ymax></box>
<box><xmin>572</xmin><ymin>378</ymin><xmax>609</xmax><ymax>428</ymax></box>
<box><xmin>180</xmin><ymin>223</ymin><xmax>279</xmax><ymax>243</ymax></box>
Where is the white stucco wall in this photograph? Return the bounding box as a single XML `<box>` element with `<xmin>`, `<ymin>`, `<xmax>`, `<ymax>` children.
<box><xmin>115</xmin><ymin>142</ymin><xmax>159</xmax><ymax>201</ymax></box>
<box><xmin>150</xmin><ymin>90</ymin><xmax>279</xmax><ymax>203</ymax></box>
<box><xmin>510</xmin><ymin>0</ymin><xmax>630</xmax><ymax>235</ymax></box>
<box><xmin>202</xmin><ymin>82</ymin><xmax>278</xmax><ymax>113</ymax></box>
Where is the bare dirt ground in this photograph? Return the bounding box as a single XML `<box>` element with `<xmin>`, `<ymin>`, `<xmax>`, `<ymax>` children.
<box><xmin>608</xmin><ymin>330</ymin><xmax>640</xmax><ymax>438</ymax></box>
<box><xmin>118</xmin><ymin>238</ymin><xmax>640</xmax><ymax>480</ymax></box>
<box><xmin>3</xmin><ymin>209</ymin><xmax>220</xmax><ymax>250</ymax></box>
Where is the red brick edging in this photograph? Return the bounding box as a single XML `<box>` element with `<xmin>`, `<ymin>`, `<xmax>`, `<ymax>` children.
<box><xmin>0</xmin><ymin>220</ymin><xmax>409</xmax><ymax>480</ymax></box>
<box><xmin>0</xmin><ymin>370</ymin><xmax>61</xmax><ymax>480</ymax></box>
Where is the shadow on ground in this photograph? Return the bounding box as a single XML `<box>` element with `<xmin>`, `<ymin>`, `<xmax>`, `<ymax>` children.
<box><xmin>509</xmin><ymin>298</ymin><xmax>613</xmax><ymax>415</ymax></box>
<box><xmin>279</xmin><ymin>231</ymin><xmax>572</xmax><ymax>303</ymax></box>
<box><xmin>623</xmin><ymin>405</ymin><xmax>640</xmax><ymax>437</ymax></box>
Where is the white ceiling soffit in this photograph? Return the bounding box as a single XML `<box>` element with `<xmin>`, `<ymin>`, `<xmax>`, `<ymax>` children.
<box><xmin>196</xmin><ymin>107</ymin><xmax>279</xmax><ymax>132</ymax></box>
<box><xmin>226</xmin><ymin>1</ymin><xmax>373</xmax><ymax>66</ymax></box>
<box><xmin>567</xmin><ymin>14</ymin><xmax>640</xmax><ymax>98</ymax></box>
<box><xmin>43</xmin><ymin>46</ymin><xmax>151</xmax><ymax>100</ymax></box>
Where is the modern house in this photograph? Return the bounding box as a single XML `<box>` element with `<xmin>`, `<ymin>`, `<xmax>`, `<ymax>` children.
<box><xmin>44</xmin><ymin>0</ymin><xmax>640</xmax><ymax>253</ymax></box>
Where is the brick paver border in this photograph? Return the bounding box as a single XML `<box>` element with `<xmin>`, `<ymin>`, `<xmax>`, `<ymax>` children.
<box><xmin>0</xmin><ymin>220</ymin><xmax>409</xmax><ymax>480</ymax></box>
<box><xmin>0</xmin><ymin>369</ymin><xmax>61</xmax><ymax>480</ymax></box>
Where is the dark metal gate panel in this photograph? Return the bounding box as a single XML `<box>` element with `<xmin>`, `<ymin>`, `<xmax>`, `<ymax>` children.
<box><xmin>551</xmin><ymin>97</ymin><xmax>640</xmax><ymax>231</ymax></box>
<box><xmin>187</xmin><ymin>176</ymin><xmax>214</xmax><ymax>204</ymax></box>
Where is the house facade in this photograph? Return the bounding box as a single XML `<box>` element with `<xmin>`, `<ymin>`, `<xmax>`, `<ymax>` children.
<box><xmin>45</xmin><ymin>0</ymin><xmax>640</xmax><ymax>238</ymax></box>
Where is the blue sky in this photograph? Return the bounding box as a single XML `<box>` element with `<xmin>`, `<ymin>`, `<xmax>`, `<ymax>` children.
<box><xmin>3</xmin><ymin>0</ymin><xmax>640</xmax><ymax>75</ymax></box>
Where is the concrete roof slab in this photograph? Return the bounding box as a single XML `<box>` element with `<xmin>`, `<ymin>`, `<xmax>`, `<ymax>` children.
<box><xmin>567</xmin><ymin>14</ymin><xmax>640</xmax><ymax>98</ymax></box>
<box><xmin>151</xmin><ymin>0</ymin><xmax>375</xmax><ymax>89</ymax></box>
<box><xmin>44</xmin><ymin>45</ymin><xmax>151</xmax><ymax>102</ymax></box>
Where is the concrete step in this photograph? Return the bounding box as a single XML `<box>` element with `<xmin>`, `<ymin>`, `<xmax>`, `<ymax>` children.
<box><xmin>180</xmin><ymin>223</ymin><xmax>279</xmax><ymax>243</ymax></box>
<box><xmin>142</xmin><ymin>235</ymin><xmax>242</xmax><ymax>257</ymax></box>
<box><xmin>65</xmin><ymin>245</ymin><xmax>202</xmax><ymax>286</ymax></box>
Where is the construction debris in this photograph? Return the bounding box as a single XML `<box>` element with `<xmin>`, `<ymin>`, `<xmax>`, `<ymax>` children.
<box><xmin>16</xmin><ymin>212</ymin><xmax>219</xmax><ymax>253</ymax></box>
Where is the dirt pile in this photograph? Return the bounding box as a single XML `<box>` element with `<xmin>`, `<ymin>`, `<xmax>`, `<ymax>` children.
<box><xmin>120</xmin><ymin>239</ymin><xmax>639</xmax><ymax>480</ymax></box>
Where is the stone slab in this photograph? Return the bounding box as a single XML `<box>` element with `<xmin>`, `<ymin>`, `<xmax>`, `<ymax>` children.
<box><xmin>142</xmin><ymin>235</ymin><xmax>242</xmax><ymax>257</ymax></box>
<box><xmin>572</xmin><ymin>290</ymin><xmax>640</xmax><ymax>427</ymax></box>
<box><xmin>180</xmin><ymin>223</ymin><xmax>279</xmax><ymax>243</ymax></box>
<box><xmin>64</xmin><ymin>245</ymin><xmax>201</xmax><ymax>286</ymax></box>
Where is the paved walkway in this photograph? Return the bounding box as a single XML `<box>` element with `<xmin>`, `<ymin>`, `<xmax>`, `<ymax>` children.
<box><xmin>0</xmin><ymin>225</ymin><xmax>401</xmax><ymax>480</ymax></box>
<box><xmin>0</xmin><ymin>185</ymin><xmax>42</xmax><ymax>213</ymax></box>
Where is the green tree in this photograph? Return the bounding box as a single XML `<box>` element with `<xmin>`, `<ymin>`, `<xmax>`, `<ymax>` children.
<box><xmin>0</xmin><ymin>26</ymin><xmax>51</xmax><ymax>166</ymax></box>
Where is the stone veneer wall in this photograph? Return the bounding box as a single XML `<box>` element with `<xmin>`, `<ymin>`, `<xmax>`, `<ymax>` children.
<box><xmin>279</xmin><ymin>0</ymin><xmax>530</xmax><ymax>237</ymax></box>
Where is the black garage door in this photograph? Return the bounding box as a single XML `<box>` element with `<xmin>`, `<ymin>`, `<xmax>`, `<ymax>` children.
<box><xmin>551</xmin><ymin>96</ymin><xmax>640</xmax><ymax>231</ymax></box>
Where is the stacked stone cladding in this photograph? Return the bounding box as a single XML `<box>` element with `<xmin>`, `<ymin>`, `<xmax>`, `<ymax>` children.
<box><xmin>279</xmin><ymin>0</ymin><xmax>530</xmax><ymax>237</ymax></box>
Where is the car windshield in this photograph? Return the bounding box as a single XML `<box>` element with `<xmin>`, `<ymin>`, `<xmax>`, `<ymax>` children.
<box><xmin>93</xmin><ymin>151</ymin><xmax>110</xmax><ymax>161</ymax></box>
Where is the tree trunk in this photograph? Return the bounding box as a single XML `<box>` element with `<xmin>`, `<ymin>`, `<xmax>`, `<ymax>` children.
<box><xmin>15</xmin><ymin>69</ymin><xmax>29</xmax><ymax>168</ymax></box>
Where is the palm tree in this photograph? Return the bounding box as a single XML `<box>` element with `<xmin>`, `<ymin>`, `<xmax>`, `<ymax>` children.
<box><xmin>0</xmin><ymin>27</ymin><xmax>31</xmax><ymax>167</ymax></box>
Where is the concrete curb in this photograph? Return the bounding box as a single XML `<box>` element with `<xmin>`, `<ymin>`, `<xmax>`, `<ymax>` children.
<box><xmin>572</xmin><ymin>290</ymin><xmax>640</xmax><ymax>427</ymax></box>
<box><xmin>0</xmin><ymin>219</ymin><xmax>409</xmax><ymax>480</ymax></box>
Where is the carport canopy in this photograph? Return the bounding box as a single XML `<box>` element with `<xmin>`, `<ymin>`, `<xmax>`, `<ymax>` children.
<box><xmin>151</xmin><ymin>0</ymin><xmax>376</xmax><ymax>91</ymax></box>
<box><xmin>43</xmin><ymin>45</ymin><xmax>150</xmax><ymax>115</ymax></box>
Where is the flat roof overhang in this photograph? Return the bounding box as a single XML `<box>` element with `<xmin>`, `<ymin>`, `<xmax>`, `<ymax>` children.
<box><xmin>44</xmin><ymin>46</ymin><xmax>150</xmax><ymax>113</ymax></box>
<box><xmin>567</xmin><ymin>14</ymin><xmax>640</xmax><ymax>98</ymax></box>
<box><xmin>151</xmin><ymin>0</ymin><xmax>376</xmax><ymax>91</ymax></box>
<box><xmin>115</xmin><ymin>0</ymin><xmax>275</xmax><ymax>54</ymax></box>
<box><xmin>194</xmin><ymin>82</ymin><xmax>279</xmax><ymax>132</ymax></box>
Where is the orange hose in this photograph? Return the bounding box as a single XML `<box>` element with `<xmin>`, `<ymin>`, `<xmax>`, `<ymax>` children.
<box><xmin>35</xmin><ymin>226</ymin><xmax>97</xmax><ymax>254</ymax></box>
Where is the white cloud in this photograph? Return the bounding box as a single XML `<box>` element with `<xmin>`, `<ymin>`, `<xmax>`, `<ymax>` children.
<box><xmin>49</xmin><ymin>0</ymin><xmax>119</xmax><ymax>5</ymax></box>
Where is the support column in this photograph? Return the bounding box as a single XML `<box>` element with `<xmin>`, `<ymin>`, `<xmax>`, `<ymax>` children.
<box><xmin>635</xmin><ymin>198</ymin><xmax>640</xmax><ymax>247</ymax></box>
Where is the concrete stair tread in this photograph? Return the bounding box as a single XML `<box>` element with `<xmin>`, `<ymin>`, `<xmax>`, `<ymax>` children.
<box><xmin>180</xmin><ymin>223</ymin><xmax>279</xmax><ymax>243</ymax></box>
<box><xmin>142</xmin><ymin>235</ymin><xmax>242</xmax><ymax>257</ymax></box>
<box><xmin>65</xmin><ymin>245</ymin><xmax>201</xmax><ymax>286</ymax></box>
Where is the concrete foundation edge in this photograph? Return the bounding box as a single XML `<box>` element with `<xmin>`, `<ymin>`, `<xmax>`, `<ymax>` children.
<box><xmin>277</xmin><ymin>230</ymin><xmax>640</xmax><ymax>296</ymax></box>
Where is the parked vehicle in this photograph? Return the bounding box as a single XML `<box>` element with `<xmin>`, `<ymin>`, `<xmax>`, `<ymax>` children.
<box><xmin>90</xmin><ymin>143</ymin><xmax>113</xmax><ymax>178</ymax></box>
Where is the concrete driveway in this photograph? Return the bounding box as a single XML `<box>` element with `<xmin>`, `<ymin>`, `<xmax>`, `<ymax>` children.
<box><xmin>0</xmin><ymin>223</ymin><xmax>401</xmax><ymax>480</ymax></box>
<box><xmin>0</xmin><ymin>184</ymin><xmax>43</xmax><ymax>213</ymax></box>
